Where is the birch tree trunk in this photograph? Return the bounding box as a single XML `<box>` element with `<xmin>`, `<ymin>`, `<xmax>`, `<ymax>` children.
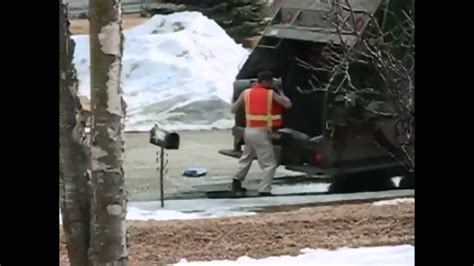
<box><xmin>88</xmin><ymin>0</ymin><xmax>128</xmax><ymax>264</ymax></box>
<box><xmin>59</xmin><ymin>0</ymin><xmax>92</xmax><ymax>265</ymax></box>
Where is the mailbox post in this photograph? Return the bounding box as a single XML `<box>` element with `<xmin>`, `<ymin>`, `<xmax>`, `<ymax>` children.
<box><xmin>149</xmin><ymin>124</ymin><xmax>180</xmax><ymax>207</ymax></box>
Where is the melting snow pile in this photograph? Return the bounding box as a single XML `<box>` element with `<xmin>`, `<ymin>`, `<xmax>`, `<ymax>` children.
<box><xmin>176</xmin><ymin>245</ymin><xmax>414</xmax><ymax>265</ymax></box>
<box><xmin>72</xmin><ymin>12</ymin><xmax>249</xmax><ymax>132</ymax></box>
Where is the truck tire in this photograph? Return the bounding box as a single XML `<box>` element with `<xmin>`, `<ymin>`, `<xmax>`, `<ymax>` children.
<box><xmin>329</xmin><ymin>169</ymin><xmax>395</xmax><ymax>193</ymax></box>
<box><xmin>399</xmin><ymin>173</ymin><xmax>414</xmax><ymax>189</ymax></box>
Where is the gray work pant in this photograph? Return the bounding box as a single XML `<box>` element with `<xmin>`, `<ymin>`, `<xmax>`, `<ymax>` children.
<box><xmin>234</xmin><ymin>127</ymin><xmax>278</xmax><ymax>193</ymax></box>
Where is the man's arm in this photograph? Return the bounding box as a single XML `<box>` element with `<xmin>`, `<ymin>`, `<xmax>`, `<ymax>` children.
<box><xmin>231</xmin><ymin>90</ymin><xmax>246</xmax><ymax>113</ymax></box>
<box><xmin>273</xmin><ymin>91</ymin><xmax>292</xmax><ymax>109</ymax></box>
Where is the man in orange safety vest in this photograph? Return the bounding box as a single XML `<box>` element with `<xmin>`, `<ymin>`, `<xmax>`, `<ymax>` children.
<box><xmin>230</xmin><ymin>71</ymin><xmax>292</xmax><ymax>196</ymax></box>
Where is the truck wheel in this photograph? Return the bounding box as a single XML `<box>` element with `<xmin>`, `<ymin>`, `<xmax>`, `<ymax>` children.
<box><xmin>399</xmin><ymin>173</ymin><xmax>414</xmax><ymax>189</ymax></box>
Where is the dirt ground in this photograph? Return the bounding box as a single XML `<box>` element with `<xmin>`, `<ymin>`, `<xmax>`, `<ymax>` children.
<box><xmin>70</xmin><ymin>14</ymin><xmax>147</xmax><ymax>35</ymax></box>
<box><xmin>60</xmin><ymin>200</ymin><xmax>414</xmax><ymax>264</ymax></box>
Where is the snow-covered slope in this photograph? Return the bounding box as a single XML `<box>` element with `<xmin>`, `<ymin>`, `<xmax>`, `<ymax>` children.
<box><xmin>72</xmin><ymin>12</ymin><xmax>249</xmax><ymax>131</ymax></box>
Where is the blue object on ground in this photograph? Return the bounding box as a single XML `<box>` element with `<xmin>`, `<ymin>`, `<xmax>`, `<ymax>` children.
<box><xmin>183</xmin><ymin>167</ymin><xmax>208</xmax><ymax>177</ymax></box>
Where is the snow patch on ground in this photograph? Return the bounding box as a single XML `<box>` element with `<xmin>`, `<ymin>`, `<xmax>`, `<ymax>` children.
<box><xmin>392</xmin><ymin>176</ymin><xmax>403</xmax><ymax>187</ymax></box>
<box><xmin>176</xmin><ymin>245</ymin><xmax>414</xmax><ymax>265</ymax></box>
<box><xmin>372</xmin><ymin>198</ymin><xmax>414</xmax><ymax>206</ymax></box>
<box><xmin>272</xmin><ymin>183</ymin><xmax>330</xmax><ymax>195</ymax></box>
<box><xmin>60</xmin><ymin>207</ymin><xmax>255</xmax><ymax>224</ymax></box>
<box><xmin>126</xmin><ymin>206</ymin><xmax>255</xmax><ymax>221</ymax></box>
<box><xmin>72</xmin><ymin>12</ymin><xmax>249</xmax><ymax>132</ymax></box>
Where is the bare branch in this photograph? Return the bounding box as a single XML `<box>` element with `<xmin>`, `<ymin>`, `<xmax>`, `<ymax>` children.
<box><xmin>311</xmin><ymin>0</ymin><xmax>415</xmax><ymax>169</ymax></box>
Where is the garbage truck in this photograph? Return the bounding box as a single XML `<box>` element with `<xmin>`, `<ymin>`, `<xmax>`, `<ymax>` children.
<box><xmin>218</xmin><ymin>0</ymin><xmax>414</xmax><ymax>192</ymax></box>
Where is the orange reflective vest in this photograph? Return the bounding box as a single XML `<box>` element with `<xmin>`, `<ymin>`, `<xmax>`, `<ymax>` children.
<box><xmin>244</xmin><ymin>86</ymin><xmax>283</xmax><ymax>128</ymax></box>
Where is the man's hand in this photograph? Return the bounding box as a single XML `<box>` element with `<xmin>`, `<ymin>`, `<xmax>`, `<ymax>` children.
<box><xmin>273</xmin><ymin>91</ymin><xmax>292</xmax><ymax>109</ymax></box>
<box><xmin>231</xmin><ymin>90</ymin><xmax>246</xmax><ymax>113</ymax></box>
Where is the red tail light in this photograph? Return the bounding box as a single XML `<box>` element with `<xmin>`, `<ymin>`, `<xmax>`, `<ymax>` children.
<box><xmin>314</xmin><ymin>151</ymin><xmax>321</xmax><ymax>163</ymax></box>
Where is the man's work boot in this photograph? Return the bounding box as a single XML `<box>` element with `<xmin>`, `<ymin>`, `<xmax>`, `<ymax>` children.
<box><xmin>231</xmin><ymin>179</ymin><xmax>247</xmax><ymax>192</ymax></box>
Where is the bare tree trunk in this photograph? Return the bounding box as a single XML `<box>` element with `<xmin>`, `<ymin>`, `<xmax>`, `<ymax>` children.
<box><xmin>88</xmin><ymin>0</ymin><xmax>128</xmax><ymax>264</ymax></box>
<box><xmin>59</xmin><ymin>0</ymin><xmax>92</xmax><ymax>265</ymax></box>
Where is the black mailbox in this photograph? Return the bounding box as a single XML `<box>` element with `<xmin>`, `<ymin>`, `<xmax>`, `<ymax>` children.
<box><xmin>149</xmin><ymin>125</ymin><xmax>180</xmax><ymax>150</ymax></box>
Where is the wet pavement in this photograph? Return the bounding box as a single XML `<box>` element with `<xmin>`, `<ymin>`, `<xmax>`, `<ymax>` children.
<box><xmin>124</xmin><ymin>131</ymin><xmax>302</xmax><ymax>201</ymax></box>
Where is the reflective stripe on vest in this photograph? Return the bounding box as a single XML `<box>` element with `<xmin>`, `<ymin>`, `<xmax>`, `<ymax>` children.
<box><xmin>244</xmin><ymin>88</ymin><xmax>282</xmax><ymax>128</ymax></box>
